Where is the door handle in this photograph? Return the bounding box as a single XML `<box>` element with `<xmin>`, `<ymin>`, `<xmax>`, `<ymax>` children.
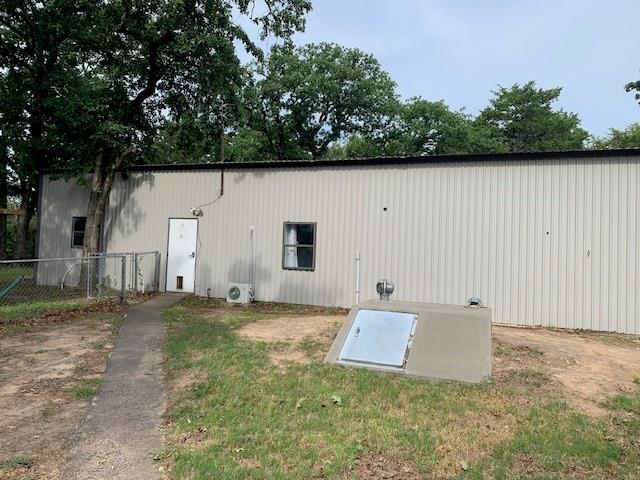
<box><xmin>190</xmin><ymin>252</ymin><xmax>196</xmax><ymax>258</ymax></box>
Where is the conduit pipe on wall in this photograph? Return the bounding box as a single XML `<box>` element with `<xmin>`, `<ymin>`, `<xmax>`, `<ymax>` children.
<box><xmin>250</xmin><ymin>225</ymin><xmax>255</xmax><ymax>292</ymax></box>
<box><xmin>355</xmin><ymin>250</ymin><xmax>361</xmax><ymax>304</ymax></box>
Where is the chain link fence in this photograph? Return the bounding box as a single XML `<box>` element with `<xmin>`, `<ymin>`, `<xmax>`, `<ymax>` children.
<box><xmin>0</xmin><ymin>251</ymin><xmax>161</xmax><ymax>308</ymax></box>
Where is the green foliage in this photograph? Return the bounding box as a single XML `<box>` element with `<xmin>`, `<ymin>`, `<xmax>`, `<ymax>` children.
<box><xmin>227</xmin><ymin>129</ymin><xmax>274</xmax><ymax>162</ymax></box>
<box><xmin>476</xmin><ymin>81</ymin><xmax>589</xmax><ymax>153</ymax></box>
<box><xmin>230</xmin><ymin>42</ymin><xmax>398</xmax><ymax>160</ymax></box>
<box><xmin>73</xmin><ymin>378</ymin><xmax>102</xmax><ymax>400</ymax></box>
<box><xmin>625</xmin><ymin>79</ymin><xmax>640</xmax><ymax>106</ymax></box>
<box><xmin>329</xmin><ymin>98</ymin><xmax>507</xmax><ymax>158</ymax></box>
<box><xmin>150</xmin><ymin>118</ymin><xmax>221</xmax><ymax>164</ymax></box>
<box><xmin>1</xmin><ymin>455</ymin><xmax>34</xmax><ymax>469</ymax></box>
<box><xmin>592</xmin><ymin>123</ymin><xmax>640</xmax><ymax>149</ymax></box>
<box><xmin>49</xmin><ymin>0</ymin><xmax>311</xmax><ymax>172</ymax></box>
<box><xmin>0</xmin><ymin>0</ymin><xmax>90</xmax><ymax>257</ymax></box>
<box><xmin>0</xmin><ymin>0</ymin><xmax>312</xmax><ymax>253</ymax></box>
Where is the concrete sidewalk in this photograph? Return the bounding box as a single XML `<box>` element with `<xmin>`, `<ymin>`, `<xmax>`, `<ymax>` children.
<box><xmin>64</xmin><ymin>294</ymin><xmax>185</xmax><ymax>480</ymax></box>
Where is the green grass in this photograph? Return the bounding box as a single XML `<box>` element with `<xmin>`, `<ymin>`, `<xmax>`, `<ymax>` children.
<box><xmin>163</xmin><ymin>305</ymin><xmax>640</xmax><ymax>479</ymax></box>
<box><xmin>0</xmin><ymin>299</ymin><xmax>83</xmax><ymax>323</ymax></box>
<box><xmin>298</xmin><ymin>335</ymin><xmax>324</xmax><ymax>359</ymax></box>
<box><xmin>72</xmin><ymin>378</ymin><xmax>103</xmax><ymax>400</ymax></box>
<box><xmin>1</xmin><ymin>455</ymin><xmax>33</xmax><ymax>469</ymax></box>
<box><xmin>40</xmin><ymin>404</ymin><xmax>56</xmax><ymax>420</ymax></box>
<box><xmin>604</xmin><ymin>391</ymin><xmax>640</xmax><ymax>416</ymax></box>
<box><xmin>0</xmin><ymin>266</ymin><xmax>32</xmax><ymax>285</ymax></box>
<box><xmin>89</xmin><ymin>339</ymin><xmax>106</xmax><ymax>349</ymax></box>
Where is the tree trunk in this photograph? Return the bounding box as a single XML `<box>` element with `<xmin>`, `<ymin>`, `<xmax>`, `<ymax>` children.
<box><xmin>82</xmin><ymin>148</ymin><xmax>135</xmax><ymax>256</ymax></box>
<box><xmin>13</xmin><ymin>191</ymin><xmax>35</xmax><ymax>260</ymax></box>
<box><xmin>0</xmin><ymin>139</ymin><xmax>7</xmax><ymax>259</ymax></box>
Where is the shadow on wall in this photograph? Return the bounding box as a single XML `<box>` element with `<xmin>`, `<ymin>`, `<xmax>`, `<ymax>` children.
<box><xmin>104</xmin><ymin>173</ymin><xmax>155</xmax><ymax>244</ymax></box>
<box><xmin>232</xmin><ymin>169</ymin><xmax>268</xmax><ymax>185</ymax></box>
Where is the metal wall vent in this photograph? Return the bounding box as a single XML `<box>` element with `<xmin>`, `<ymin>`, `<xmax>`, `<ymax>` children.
<box><xmin>338</xmin><ymin>309</ymin><xmax>416</xmax><ymax>369</ymax></box>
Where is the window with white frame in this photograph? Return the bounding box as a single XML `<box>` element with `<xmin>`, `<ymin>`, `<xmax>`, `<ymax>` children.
<box><xmin>71</xmin><ymin>217</ymin><xmax>86</xmax><ymax>248</ymax></box>
<box><xmin>282</xmin><ymin>222</ymin><xmax>316</xmax><ymax>271</ymax></box>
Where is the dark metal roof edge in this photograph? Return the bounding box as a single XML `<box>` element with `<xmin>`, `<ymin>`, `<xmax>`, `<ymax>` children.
<box><xmin>41</xmin><ymin>148</ymin><xmax>640</xmax><ymax>174</ymax></box>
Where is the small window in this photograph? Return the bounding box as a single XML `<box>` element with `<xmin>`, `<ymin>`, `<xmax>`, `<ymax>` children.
<box><xmin>282</xmin><ymin>222</ymin><xmax>316</xmax><ymax>271</ymax></box>
<box><xmin>71</xmin><ymin>216</ymin><xmax>86</xmax><ymax>248</ymax></box>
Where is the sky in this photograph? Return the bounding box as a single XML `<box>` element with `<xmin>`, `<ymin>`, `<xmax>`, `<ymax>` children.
<box><xmin>240</xmin><ymin>0</ymin><xmax>640</xmax><ymax>137</ymax></box>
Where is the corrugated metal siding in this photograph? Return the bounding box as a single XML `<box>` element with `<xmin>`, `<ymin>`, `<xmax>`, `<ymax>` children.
<box><xmin>103</xmin><ymin>170</ymin><xmax>217</xmax><ymax>288</ymax></box>
<box><xmin>38</xmin><ymin>175</ymin><xmax>91</xmax><ymax>259</ymax></box>
<box><xmin>40</xmin><ymin>155</ymin><xmax>640</xmax><ymax>334</ymax></box>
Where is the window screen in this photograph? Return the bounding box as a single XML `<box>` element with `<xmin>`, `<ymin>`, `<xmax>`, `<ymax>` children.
<box><xmin>71</xmin><ymin>217</ymin><xmax>86</xmax><ymax>248</ymax></box>
<box><xmin>282</xmin><ymin>222</ymin><xmax>316</xmax><ymax>270</ymax></box>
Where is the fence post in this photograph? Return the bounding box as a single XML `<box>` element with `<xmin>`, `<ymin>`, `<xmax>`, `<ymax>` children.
<box><xmin>86</xmin><ymin>257</ymin><xmax>91</xmax><ymax>299</ymax></box>
<box><xmin>133</xmin><ymin>253</ymin><xmax>138</xmax><ymax>296</ymax></box>
<box><xmin>155</xmin><ymin>252</ymin><xmax>161</xmax><ymax>292</ymax></box>
<box><xmin>120</xmin><ymin>255</ymin><xmax>127</xmax><ymax>304</ymax></box>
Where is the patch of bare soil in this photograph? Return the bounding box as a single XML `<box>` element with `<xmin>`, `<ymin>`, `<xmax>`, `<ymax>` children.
<box><xmin>238</xmin><ymin>315</ymin><xmax>344</xmax><ymax>343</ymax></box>
<box><xmin>344</xmin><ymin>451</ymin><xmax>422</xmax><ymax>480</ymax></box>
<box><xmin>493</xmin><ymin>326</ymin><xmax>640</xmax><ymax>416</ymax></box>
<box><xmin>237</xmin><ymin>315</ymin><xmax>345</xmax><ymax>365</ymax></box>
<box><xmin>0</xmin><ymin>314</ymin><xmax>121</xmax><ymax>479</ymax></box>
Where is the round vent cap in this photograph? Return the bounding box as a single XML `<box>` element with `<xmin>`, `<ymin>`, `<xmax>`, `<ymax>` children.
<box><xmin>376</xmin><ymin>279</ymin><xmax>395</xmax><ymax>301</ymax></box>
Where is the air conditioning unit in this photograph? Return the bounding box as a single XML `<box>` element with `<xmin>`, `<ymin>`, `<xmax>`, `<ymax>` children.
<box><xmin>226</xmin><ymin>283</ymin><xmax>254</xmax><ymax>304</ymax></box>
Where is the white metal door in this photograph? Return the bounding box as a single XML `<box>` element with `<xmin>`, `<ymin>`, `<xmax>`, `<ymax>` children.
<box><xmin>166</xmin><ymin>218</ymin><xmax>198</xmax><ymax>293</ymax></box>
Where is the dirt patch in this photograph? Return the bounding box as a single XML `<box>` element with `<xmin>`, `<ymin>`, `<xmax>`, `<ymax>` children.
<box><xmin>0</xmin><ymin>313</ymin><xmax>122</xmax><ymax>479</ymax></box>
<box><xmin>238</xmin><ymin>315</ymin><xmax>344</xmax><ymax>343</ymax></box>
<box><xmin>493</xmin><ymin>326</ymin><xmax>640</xmax><ymax>416</ymax></box>
<box><xmin>345</xmin><ymin>451</ymin><xmax>422</xmax><ymax>480</ymax></box>
<box><xmin>237</xmin><ymin>315</ymin><xmax>345</xmax><ymax>365</ymax></box>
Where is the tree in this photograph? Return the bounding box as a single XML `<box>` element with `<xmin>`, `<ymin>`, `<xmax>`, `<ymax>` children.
<box><xmin>625</xmin><ymin>79</ymin><xmax>640</xmax><ymax>106</ymax></box>
<box><xmin>82</xmin><ymin>1</ymin><xmax>310</xmax><ymax>254</ymax></box>
<box><xmin>150</xmin><ymin>116</ymin><xmax>224</xmax><ymax>165</ymax></box>
<box><xmin>476</xmin><ymin>81</ymin><xmax>588</xmax><ymax>153</ymax></box>
<box><xmin>3</xmin><ymin>0</ymin><xmax>311</xmax><ymax>255</ymax></box>
<box><xmin>230</xmin><ymin>42</ymin><xmax>397</xmax><ymax>161</ymax></box>
<box><xmin>592</xmin><ymin>123</ymin><xmax>640</xmax><ymax>149</ymax></box>
<box><xmin>0</xmin><ymin>0</ymin><xmax>85</xmax><ymax>257</ymax></box>
<box><xmin>328</xmin><ymin>98</ymin><xmax>507</xmax><ymax>158</ymax></box>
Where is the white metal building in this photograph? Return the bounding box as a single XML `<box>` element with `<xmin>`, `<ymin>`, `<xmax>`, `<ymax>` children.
<box><xmin>38</xmin><ymin>149</ymin><xmax>640</xmax><ymax>334</ymax></box>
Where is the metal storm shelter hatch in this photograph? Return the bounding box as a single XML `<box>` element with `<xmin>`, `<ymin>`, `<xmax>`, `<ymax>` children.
<box><xmin>338</xmin><ymin>310</ymin><xmax>416</xmax><ymax>369</ymax></box>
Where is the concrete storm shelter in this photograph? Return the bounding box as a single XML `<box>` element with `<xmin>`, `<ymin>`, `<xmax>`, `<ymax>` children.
<box><xmin>325</xmin><ymin>298</ymin><xmax>492</xmax><ymax>383</ymax></box>
<box><xmin>38</xmin><ymin>149</ymin><xmax>640</xmax><ymax>334</ymax></box>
